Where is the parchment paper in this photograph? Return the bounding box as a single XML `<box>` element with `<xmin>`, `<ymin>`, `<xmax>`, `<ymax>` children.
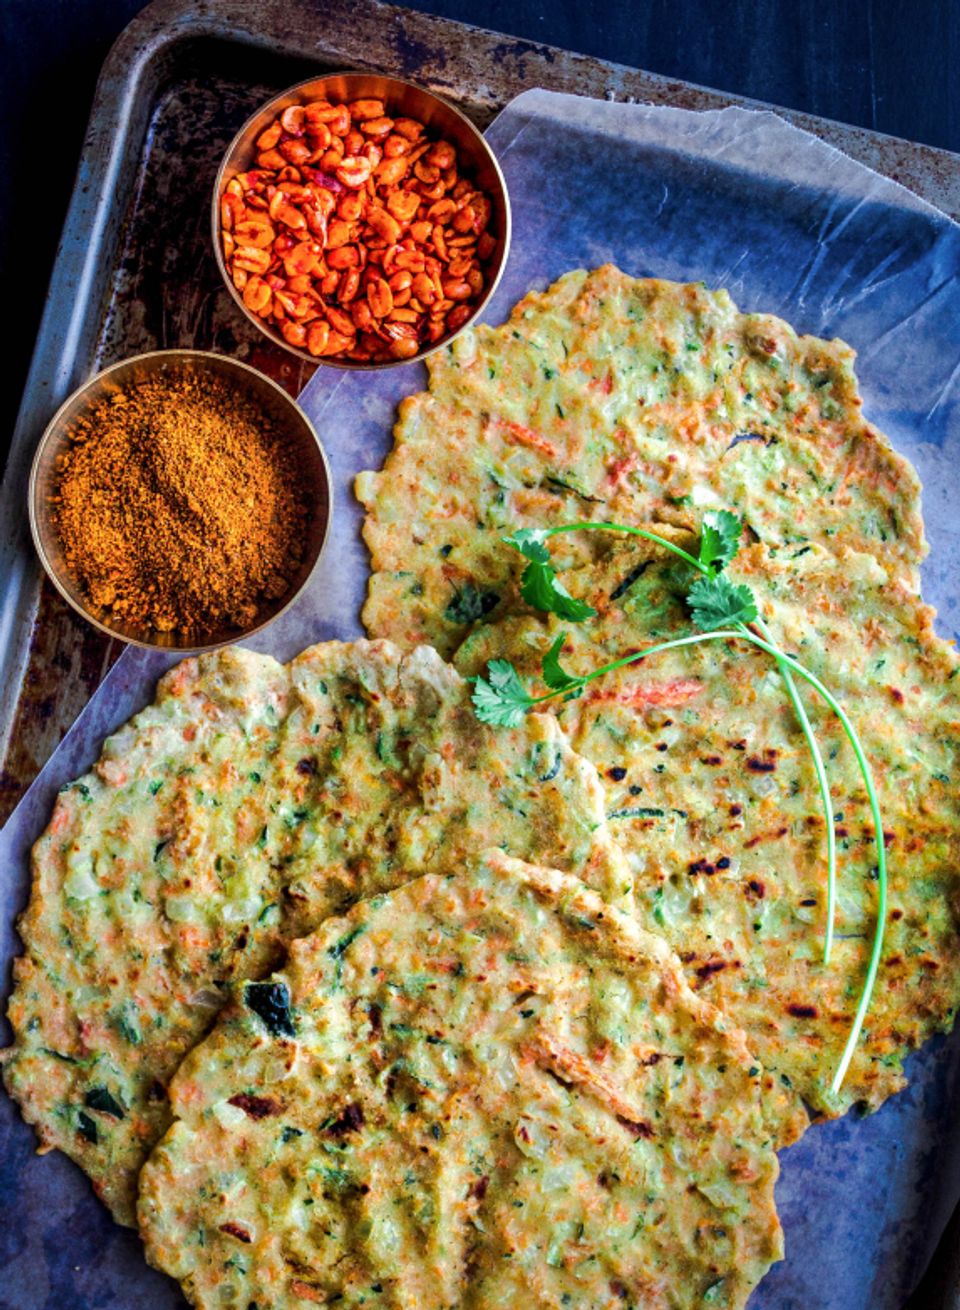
<box><xmin>2</xmin><ymin>91</ymin><xmax>959</xmax><ymax>1309</ymax></box>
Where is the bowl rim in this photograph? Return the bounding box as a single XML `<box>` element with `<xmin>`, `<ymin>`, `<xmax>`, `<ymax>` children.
<box><xmin>211</xmin><ymin>69</ymin><xmax>512</xmax><ymax>370</ymax></box>
<box><xmin>28</xmin><ymin>347</ymin><xmax>334</xmax><ymax>654</ymax></box>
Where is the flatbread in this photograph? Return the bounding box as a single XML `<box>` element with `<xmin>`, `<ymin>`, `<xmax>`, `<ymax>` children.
<box><xmin>356</xmin><ymin>266</ymin><xmax>926</xmax><ymax>658</ymax></box>
<box><xmin>453</xmin><ymin>539</ymin><xmax>960</xmax><ymax>1117</ymax></box>
<box><xmin>139</xmin><ymin>850</ymin><xmax>786</xmax><ymax>1310</ymax></box>
<box><xmin>3</xmin><ymin>640</ymin><xmax>626</xmax><ymax>1225</ymax></box>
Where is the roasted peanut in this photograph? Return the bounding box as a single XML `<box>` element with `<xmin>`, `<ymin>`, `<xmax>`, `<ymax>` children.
<box><xmin>452</xmin><ymin>204</ymin><xmax>476</xmax><ymax>234</ymax></box>
<box><xmin>274</xmin><ymin>201</ymin><xmax>307</xmax><ymax>232</ymax></box>
<box><xmin>336</xmin><ymin>156</ymin><xmax>373</xmax><ymax>188</ymax></box>
<box><xmin>412</xmin><ymin>272</ymin><xmax>438</xmax><ymax>306</ymax></box>
<box><xmin>220</xmin><ymin>193</ymin><xmax>245</xmax><ymax>231</ymax></box>
<box><xmin>414</xmin><ymin>161</ymin><xmax>441</xmax><ymax>185</ymax></box>
<box><xmin>367</xmin><ymin>207</ymin><xmax>402</xmax><ymax>244</ymax></box>
<box><xmin>446</xmin><ymin>304</ymin><xmax>473</xmax><ymax>331</ymax></box>
<box><xmin>394</xmin><ymin>248</ymin><xmax>426</xmax><ymax>273</ymax></box>
<box><xmin>305</xmin><ymin>120</ymin><xmax>332</xmax><ymax>149</ymax></box>
<box><xmin>256</xmin><ymin>148</ymin><xmax>286</xmax><ymax>170</ymax></box>
<box><xmin>306</xmin><ymin>320</ymin><xmax>331</xmax><ymax>355</ymax></box>
<box><xmin>324</xmin><ymin>304</ymin><xmax>356</xmax><ymax>337</ymax></box>
<box><xmin>348</xmin><ymin>98</ymin><xmax>385</xmax><ymax>121</ymax></box>
<box><xmin>279</xmin><ymin>138</ymin><xmax>312</xmax><ymax>167</ymax></box>
<box><xmin>337</xmin><ymin>192</ymin><xmax>365</xmax><ymax>221</ymax></box>
<box><xmin>367</xmin><ymin>277</ymin><xmax>394</xmax><ymax>319</ymax></box>
<box><xmin>375</xmin><ymin>156</ymin><xmax>409</xmax><ymax>187</ymax></box>
<box><xmin>442</xmin><ymin>279</ymin><xmax>473</xmax><ymax>301</ymax></box>
<box><xmin>326</xmin><ymin>218</ymin><xmax>354</xmax><ymax>248</ymax></box>
<box><xmin>386</xmin><ymin>189</ymin><xmax>420</xmax><ymax>224</ymax></box>
<box><xmin>233</xmin><ymin>246</ymin><xmax>272</xmax><ymax>274</ymax></box>
<box><xmin>280</xmin><ymin>105</ymin><xmax>307</xmax><ymax>136</ymax></box>
<box><xmin>256</xmin><ymin>121</ymin><xmax>283</xmax><ymax>151</ymax></box>
<box><xmin>282</xmin><ymin>320</ymin><xmax>308</xmax><ymax>348</ymax></box>
<box><xmin>393</xmin><ymin>117</ymin><xmax>423</xmax><ymax>142</ymax></box>
<box><xmin>312</xmin><ymin>188</ymin><xmax>338</xmax><ymax>218</ymax></box>
<box><xmin>338</xmin><ymin>268</ymin><xmax>361</xmax><ymax>303</ymax></box>
<box><xmin>327</xmin><ymin>244</ymin><xmax>359</xmax><ymax>270</ymax></box>
<box><xmin>383</xmin><ymin>134</ymin><xmax>411</xmax><ymax>159</ymax></box>
<box><xmin>283</xmin><ymin>241</ymin><xmax>322</xmax><ymax>277</ymax></box>
<box><xmin>361</xmin><ymin>116</ymin><xmax>394</xmax><ymax>138</ymax></box>
<box><xmin>426</xmin><ymin>141</ymin><xmax>456</xmax><ymax>169</ymax></box>
<box><xmin>220</xmin><ymin>94</ymin><xmax>496</xmax><ymax>361</ymax></box>
<box><xmin>307</xmin><ymin>102</ymin><xmax>350</xmax><ymax>134</ymax></box>
<box><xmin>243</xmin><ymin>275</ymin><xmax>272</xmax><ymax>315</ymax></box>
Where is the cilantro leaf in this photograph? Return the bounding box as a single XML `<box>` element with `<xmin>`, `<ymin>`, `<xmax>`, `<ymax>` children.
<box><xmin>471</xmin><ymin>661</ymin><xmax>536</xmax><ymax>727</ymax></box>
<box><xmin>687</xmin><ymin>574</ymin><xmax>758</xmax><ymax>630</ymax></box>
<box><xmin>503</xmin><ymin>529</ymin><xmax>596</xmax><ymax>621</ymax></box>
<box><xmin>503</xmin><ymin>528</ymin><xmax>551</xmax><ymax>560</ymax></box>
<box><xmin>520</xmin><ymin>560</ymin><xmax>597</xmax><ymax>621</ymax></box>
<box><xmin>542</xmin><ymin>633</ymin><xmax>584</xmax><ymax>699</ymax></box>
<box><xmin>697</xmin><ymin>510</ymin><xmax>743</xmax><ymax>575</ymax></box>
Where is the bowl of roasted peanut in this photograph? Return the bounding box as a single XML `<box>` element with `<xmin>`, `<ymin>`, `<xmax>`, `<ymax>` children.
<box><xmin>213</xmin><ymin>72</ymin><xmax>511</xmax><ymax>368</ymax></box>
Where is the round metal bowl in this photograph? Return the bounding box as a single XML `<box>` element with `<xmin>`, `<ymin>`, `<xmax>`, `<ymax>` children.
<box><xmin>212</xmin><ymin>71</ymin><xmax>511</xmax><ymax>369</ymax></box>
<box><xmin>29</xmin><ymin>350</ymin><xmax>332</xmax><ymax>653</ymax></box>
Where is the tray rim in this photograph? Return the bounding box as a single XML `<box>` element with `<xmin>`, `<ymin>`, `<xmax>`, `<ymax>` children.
<box><xmin>1</xmin><ymin>0</ymin><xmax>958</xmax><ymax>808</ymax></box>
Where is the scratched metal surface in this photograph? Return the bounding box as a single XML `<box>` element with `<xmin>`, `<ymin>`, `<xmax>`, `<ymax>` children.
<box><xmin>0</xmin><ymin>0</ymin><xmax>957</xmax><ymax>826</ymax></box>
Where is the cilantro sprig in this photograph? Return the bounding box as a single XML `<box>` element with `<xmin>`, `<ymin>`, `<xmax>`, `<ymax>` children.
<box><xmin>471</xmin><ymin>511</ymin><xmax>883</xmax><ymax>1096</ymax></box>
<box><xmin>509</xmin><ymin>529</ymin><xmax>597</xmax><ymax>622</ymax></box>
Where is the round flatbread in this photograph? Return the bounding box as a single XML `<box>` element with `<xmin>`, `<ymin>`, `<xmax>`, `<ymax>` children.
<box><xmin>139</xmin><ymin>849</ymin><xmax>786</xmax><ymax>1310</ymax></box>
<box><xmin>3</xmin><ymin>640</ymin><xmax>626</xmax><ymax>1225</ymax></box>
<box><xmin>356</xmin><ymin>265</ymin><xmax>925</xmax><ymax>658</ymax></box>
<box><xmin>453</xmin><ymin>539</ymin><xmax>960</xmax><ymax>1118</ymax></box>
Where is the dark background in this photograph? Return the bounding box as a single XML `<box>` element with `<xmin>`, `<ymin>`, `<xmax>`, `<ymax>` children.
<box><xmin>1</xmin><ymin>0</ymin><xmax>958</xmax><ymax>452</ymax></box>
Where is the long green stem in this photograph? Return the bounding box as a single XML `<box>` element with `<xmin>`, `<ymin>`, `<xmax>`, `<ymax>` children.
<box><xmin>543</xmin><ymin>520</ymin><xmax>704</xmax><ymax>572</ymax></box>
<box><xmin>535</xmin><ymin>623</ymin><xmax>884</xmax><ymax>1094</ymax></box>
<box><xmin>752</xmin><ymin>616</ymin><xmax>837</xmax><ymax>965</ymax></box>
<box><xmin>543</xmin><ymin>519</ymin><xmax>839</xmax><ymax>964</ymax></box>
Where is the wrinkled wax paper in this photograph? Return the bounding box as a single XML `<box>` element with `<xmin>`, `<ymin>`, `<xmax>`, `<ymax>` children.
<box><xmin>2</xmin><ymin>91</ymin><xmax>959</xmax><ymax>1309</ymax></box>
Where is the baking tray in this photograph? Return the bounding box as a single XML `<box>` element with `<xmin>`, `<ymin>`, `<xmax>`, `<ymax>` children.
<box><xmin>2</xmin><ymin>0</ymin><xmax>960</xmax><ymax>827</ymax></box>
<box><xmin>1</xmin><ymin>2</ymin><xmax>959</xmax><ymax>1305</ymax></box>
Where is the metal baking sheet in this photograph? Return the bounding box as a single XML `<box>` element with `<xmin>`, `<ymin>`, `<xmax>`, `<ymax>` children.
<box><xmin>2</xmin><ymin>83</ymin><xmax>959</xmax><ymax>1308</ymax></box>
<box><xmin>2</xmin><ymin>0</ymin><xmax>960</xmax><ymax>826</ymax></box>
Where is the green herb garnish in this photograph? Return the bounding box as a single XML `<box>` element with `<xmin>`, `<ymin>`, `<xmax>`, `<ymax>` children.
<box><xmin>506</xmin><ymin>529</ymin><xmax>596</xmax><ymax>622</ymax></box>
<box><xmin>471</xmin><ymin>512</ymin><xmax>883</xmax><ymax>1094</ymax></box>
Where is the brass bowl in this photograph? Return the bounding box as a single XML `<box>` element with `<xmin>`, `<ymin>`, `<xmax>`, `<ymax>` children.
<box><xmin>29</xmin><ymin>350</ymin><xmax>332</xmax><ymax>652</ymax></box>
<box><xmin>212</xmin><ymin>71</ymin><xmax>511</xmax><ymax>369</ymax></box>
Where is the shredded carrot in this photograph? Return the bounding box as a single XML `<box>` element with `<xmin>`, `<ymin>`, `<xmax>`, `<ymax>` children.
<box><xmin>587</xmin><ymin>678</ymin><xmax>704</xmax><ymax>707</ymax></box>
<box><xmin>500</xmin><ymin>419</ymin><xmax>561</xmax><ymax>460</ymax></box>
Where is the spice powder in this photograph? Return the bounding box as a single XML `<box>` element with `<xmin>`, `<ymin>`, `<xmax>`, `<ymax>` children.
<box><xmin>52</xmin><ymin>372</ymin><xmax>309</xmax><ymax>635</ymax></box>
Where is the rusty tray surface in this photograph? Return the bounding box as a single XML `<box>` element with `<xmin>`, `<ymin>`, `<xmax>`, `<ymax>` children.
<box><xmin>1</xmin><ymin>0</ymin><xmax>959</xmax><ymax>826</ymax></box>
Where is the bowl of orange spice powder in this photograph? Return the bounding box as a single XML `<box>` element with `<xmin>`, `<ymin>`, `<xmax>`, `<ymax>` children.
<box><xmin>29</xmin><ymin>351</ymin><xmax>332</xmax><ymax>650</ymax></box>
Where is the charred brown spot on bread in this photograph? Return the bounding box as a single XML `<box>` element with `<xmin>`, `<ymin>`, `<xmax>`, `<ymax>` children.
<box><xmin>228</xmin><ymin>1093</ymin><xmax>282</xmax><ymax>1119</ymax></box>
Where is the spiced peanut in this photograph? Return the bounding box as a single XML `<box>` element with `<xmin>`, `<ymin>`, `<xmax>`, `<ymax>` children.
<box><xmin>219</xmin><ymin>93</ymin><xmax>498</xmax><ymax>363</ymax></box>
